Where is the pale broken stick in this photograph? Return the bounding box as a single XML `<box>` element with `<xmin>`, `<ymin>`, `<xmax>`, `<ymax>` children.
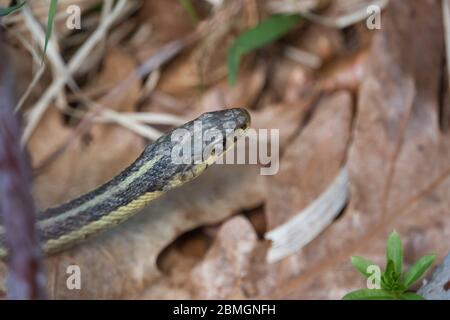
<box><xmin>265</xmin><ymin>168</ymin><xmax>349</xmax><ymax>264</ymax></box>
<box><xmin>418</xmin><ymin>252</ymin><xmax>450</xmax><ymax>300</ymax></box>
<box><xmin>269</xmin><ymin>0</ymin><xmax>389</xmax><ymax>29</ymax></box>
<box><xmin>22</xmin><ymin>0</ymin><xmax>127</xmax><ymax>144</ymax></box>
<box><xmin>21</xmin><ymin>2</ymin><xmax>168</xmax><ymax>141</ymax></box>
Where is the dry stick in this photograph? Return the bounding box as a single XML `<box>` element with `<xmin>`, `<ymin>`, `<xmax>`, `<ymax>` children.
<box><xmin>22</xmin><ymin>5</ymin><xmax>165</xmax><ymax>141</ymax></box>
<box><xmin>15</xmin><ymin>65</ymin><xmax>45</xmax><ymax>112</ymax></box>
<box><xmin>0</xmin><ymin>29</ymin><xmax>47</xmax><ymax>300</ymax></box>
<box><xmin>32</xmin><ymin>0</ymin><xmax>243</xmax><ymax>173</ymax></box>
<box><xmin>8</xmin><ymin>28</ymin><xmax>46</xmax><ymax>112</ymax></box>
<box><xmin>22</xmin><ymin>0</ymin><xmax>167</xmax><ymax>143</ymax></box>
<box><xmin>270</xmin><ymin>0</ymin><xmax>389</xmax><ymax>29</ymax></box>
<box><xmin>22</xmin><ymin>0</ymin><xmax>128</xmax><ymax>144</ymax></box>
<box><xmin>33</xmin><ymin>37</ymin><xmax>189</xmax><ymax>174</ymax></box>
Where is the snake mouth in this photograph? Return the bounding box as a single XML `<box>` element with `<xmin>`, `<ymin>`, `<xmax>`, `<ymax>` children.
<box><xmin>240</xmin><ymin>121</ymin><xmax>250</xmax><ymax>132</ymax></box>
<box><xmin>233</xmin><ymin>107</ymin><xmax>251</xmax><ymax>131</ymax></box>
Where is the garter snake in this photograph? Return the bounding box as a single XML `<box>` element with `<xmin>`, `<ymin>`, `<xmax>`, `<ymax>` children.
<box><xmin>0</xmin><ymin>108</ymin><xmax>250</xmax><ymax>259</ymax></box>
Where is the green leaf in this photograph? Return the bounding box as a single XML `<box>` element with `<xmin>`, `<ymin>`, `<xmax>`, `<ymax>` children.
<box><xmin>178</xmin><ymin>0</ymin><xmax>198</xmax><ymax>25</ymax></box>
<box><xmin>342</xmin><ymin>289</ymin><xmax>397</xmax><ymax>300</ymax></box>
<box><xmin>402</xmin><ymin>254</ymin><xmax>436</xmax><ymax>288</ymax></box>
<box><xmin>0</xmin><ymin>1</ymin><xmax>25</xmax><ymax>17</ymax></box>
<box><xmin>350</xmin><ymin>256</ymin><xmax>378</xmax><ymax>278</ymax></box>
<box><xmin>399</xmin><ymin>292</ymin><xmax>425</xmax><ymax>300</ymax></box>
<box><xmin>42</xmin><ymin>0</ymin><xmax>58</xmax><ymax>63</ymax></box>
<box><xmin>227</xmin><ymin>14</ymin><xmax>302</xmax><ymax>85</ymax></box>
<box><xmin>381</xmin><ymin>273</ymin><xmax>393</xmax><ymax>290</ymax></box>
<box><xmin>386</xmin><ymin>230</ymin><xmax>403</xmax><ymax>276</ymax></box>
<box><xmin>384</xmin><ymin>259</ymin><xmax>396</xmax><ymax>282</ymax></box>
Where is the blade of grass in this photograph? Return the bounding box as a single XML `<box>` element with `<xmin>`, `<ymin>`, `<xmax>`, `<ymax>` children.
<box><xmin>227</xmin><ymin>14</ymin><xmax>302</xmax><ymax>85</ymax></box>
<box><xmin>342</xmin><ymin>289</ymin><xmax>396</xmax><ymax>300</ymax></box>
<box><xmin>42</xmin><ymin>0</ymin><xmax>58</xmax><ymax>63</ymax></box>
<box><xmin>0</xmin><ymin>1</ymin><xmax>25</xmax><ymax>16</ymax></box>
<box><xmin>403</xmin><ymin>254</ymin><xmax>436</xmax><ymax>288</ymax></box>
<box><xmin>350</xmin><ymin>256</ymin><xmax>378</xmax><ymax>278</ymax></box>
<box><xmin>386</xmin><ymin>231</ymin><xmax>403</xmax><ymax>276</ymax></box>
<box><xmin>399</xmin><ymin>292</ymin><xmax>425</xmax><ymax>300</ymax></box>
<box><xmin>178</xmin><ymin>0</ymin><xmax>198</xmax><ymax>26</ymax></box>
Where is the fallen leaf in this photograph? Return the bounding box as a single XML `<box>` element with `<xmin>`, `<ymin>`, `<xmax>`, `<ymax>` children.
<box><xmin>189</xmin><ymin>215</ymin><xmax>258</xmax><ymax>299</ymax></box>
<box><xmin>91</xmin><ymin>48</ymin><xmax>141</xmax><ymax>112</ymax></box>
<box><xmin>265</xmin><ymin>91</ymin><xmax>353</xmax><ymax>229</ymax></box>
<box><xmin>317</xmin><ymin>48</ymin><xmax>369</xmax><ymax>94</ymax></box>
<box><xmin>198</xmin><ymin>65</ymin><xmax>267</xmax><ymax>113</ymax></box>
<box><xmin>29</xmin><ymin>48</ymin><xmax>142</xmax><ymax>208</ymax></box>
<box><xmin>251</xmin><ymin>97</ymin><xmax>315</xmax><ymax>148</ymax></box>
<box><xmin>271</xmin><ymin>0</ymin><xmax>450</xmax><ymax>299</ymax></box>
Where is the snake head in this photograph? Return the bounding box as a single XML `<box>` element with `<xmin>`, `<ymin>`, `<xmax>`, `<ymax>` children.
<box><xmin>166</xmin><ymin>108</ymin><xmax>251</xmax><ymax>185</ymax></box>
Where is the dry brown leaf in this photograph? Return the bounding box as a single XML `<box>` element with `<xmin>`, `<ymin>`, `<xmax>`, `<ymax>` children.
<box><xmin>6</xmin><ymin>45</ymin><xmax>41</xmax><ymax>105</ymax></box>
<box><xmin>189</xmin><ymin>216</ymin><xmax>258</xmax><ymax>299</ymax></box>
<box><xmin>317</xmin><ymin>48</ymin><xmax>369</xmax><ymax>94</ymax></box>
<box><xmin>131</xmin><ymin>0</ymin><xmax>204</xmax><ymax>73</ymax></box>
<box><xmin>198</xmin><ymin>65</ymin><xmax>267</xmax><ymax>113</ymax></box>
<box><xmin>139</xmin><ymin>0</ymin><xmax>198</xmax><ymax>45</ymax></box>
<box><xmin>3</xmin><ymin>0</ymin><xmax>102</xmax><ymax>38</ymax></box>
<box><xmin>266</xmin><ymin>91</ymin><xmax>352</xmax><ymax>229</ymax></box>
<box><xmin>91</xmin><ymin>48</ymin><xmax>141</xmax><ymax>112</ymax></box>
<box><xmin>289</xmin><ymin>23</ymin><xmax>345</xmax><ymax>64</ymax></box>
<box><xmin>156</xmin><ymin>24</ymin><xmax>234</xmax><ymax>96</ymax></box>
<box><xmin>141</xmin><ymin>58</ymin><xmax>266</xmax><ymax>118</ymax></box>
<box><xmin>270</xmin><ymin>58</ymin><xmax>314</xmax><ymax>102</ymax></box>
<box><xmin>271</xmin><ymin>23</ymin><xmax>346</xmax><ymax>101</ymax></box>
<box><xmin>29</xmin><ymin>48</ymin><xmax>142</xmax><ymax>208</ymax></box>
<box><xmin>271</xmin><ymin>0</ymin><xmax>450</xmax><ymax>299</ymax></box>
<box><xmin>29</xmin><ymin>108</ymin><xmax>144</xmax><ymax>210</ymax></box>
<box><xmin>251</xmin><ymin>97</ymin><xmax>315</xmax><ymax>148</ymax></box>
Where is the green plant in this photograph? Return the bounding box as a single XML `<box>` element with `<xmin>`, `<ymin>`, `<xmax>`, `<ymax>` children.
<box><xmin>227</xmin><ymin>14</ymin><xmax>302</xmax><ymax>86</ymax></box>
<box><xmin>42</xmin><ymin>0</ymin><xmax>58</xmax><ymax>62</ymax></box>
<box><xmin>177</xmin><ymin>0</ymin><xmax>198</xmax><ymax>26</ymax></box>
<box><xmin>0</xmin><ymin>0</ymin><xmax>58</xmax><ymax>61</ymax></box>
<box><xmin>343</xmin><ymin>231</ymin><xmax>436</xmax><ymax>300</ymax></box>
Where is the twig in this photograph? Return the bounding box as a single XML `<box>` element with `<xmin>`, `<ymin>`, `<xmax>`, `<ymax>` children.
<box><xmin>418</xmin><ymin>252</ymin><xmax>450</xmax><ymax>300</ymax></box>
<box><xmin>0</xmin><ymin>27</ymin><xmax>47</xmax><ymax>300</ymax></box>
<box><xmin>7</xmin><ymin>26</ymin><xmax>46</xmax><ymax>112</ymax></box>
<box><xmin>22</xmin><ymin>0</ymin><xmax>128</xmax><ymax>144</ymax></box>
<box><xmin>31</xmin><ymin>0</ymin><xmax>244</xmax><ymax>172</ymax></box>
<box><xmin>22</xmin><ymin>4</ymin><xmax>165</xmax><ymax>140</ymax></box>
<box><xmin>269</xmin><ymin>0</ymin><xmax>389</xmax><ymax>29</ymax></box>
<box><xmin>15</xmin><ymin>65</ymin><xmax>46</xmax><ymax>112</ymax></box>
<box><xmin>104</xmin><ymin>112</ymin><xmax>186</xmax><ymax>126</ymax></box>
<box><xmin>284</xmin><ymin>46</ymin><xmax>322</xmax><ymax>69</ymax></box>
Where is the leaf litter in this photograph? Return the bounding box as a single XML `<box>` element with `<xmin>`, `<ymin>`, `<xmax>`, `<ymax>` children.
<box><xmin>0</xmin><ymin>0</ymin><xmax>448</xmax><ymax>299</ymax></box>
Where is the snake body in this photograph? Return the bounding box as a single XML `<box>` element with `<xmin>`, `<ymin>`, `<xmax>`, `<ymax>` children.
<box><xmin>0</xmin><ymin>108</ymin><xmax>250</xmax><ymax>258</ymax></box>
